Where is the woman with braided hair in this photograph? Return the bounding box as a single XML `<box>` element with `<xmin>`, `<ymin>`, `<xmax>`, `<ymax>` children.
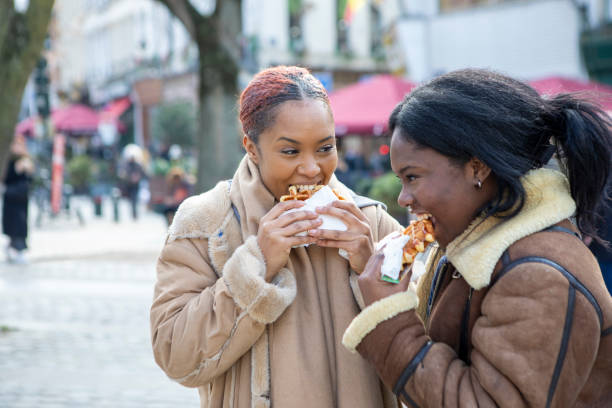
<box><xmin>150</xmin><ymin>66</ymin><xmax>402</xmax><ymax>407</ymax></box>
<box><xmin>343</xmin><ymin>68</ymin><xmax>612</xmax><ymax>407</ymax></box>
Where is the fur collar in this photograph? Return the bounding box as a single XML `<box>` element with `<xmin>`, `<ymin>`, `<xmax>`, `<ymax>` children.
<box><xmin>167</xmin><ymin>180</ymin><xmax>231</xmax><ymax>242</ymax></box>
<box><xmin>445</xmin><ymin>168</ymin><xmax>576</xmax><ymax>290</ymax></box>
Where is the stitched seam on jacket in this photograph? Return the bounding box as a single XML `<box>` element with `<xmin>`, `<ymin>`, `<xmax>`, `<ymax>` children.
<box><xmin>602</xmin><ymin>326</ymin><xmax>612</xmax><ymax>336</ymax></box>
<box><xmin>229</xmin><ymin>364</ymin><xmax>236</xmax><ymax>408</ymax></box>
<box><xmin>546</xmin><ymin>285</ymin><xmax>575</xmax><ymax>408</ymax></box>
<box><xmin>172</xmin><ymin>310</ymin><xmax>249</xmax><ymax>384</ymax></box>
<box><xmin>491</xmin><ymin>257</ymin><xmax>603</xmax><ymax>328</ymax></box>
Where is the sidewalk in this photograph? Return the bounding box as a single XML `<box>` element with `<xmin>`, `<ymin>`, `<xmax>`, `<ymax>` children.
<box><xmin>13</xmin><ymin>196</ymin><xmax>169</xmax><ymax>262</ymax></box>
<box><xmin>0</xmin><ymin>197</ymin><xmax>200</xmax><ymax>407</ymax></box>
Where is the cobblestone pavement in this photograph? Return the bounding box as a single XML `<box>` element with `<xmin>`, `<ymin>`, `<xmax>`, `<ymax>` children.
<box><xmin>0</xmin><ymin>200</ymin><xmax>200</xmax><ymax>407</ymax></box>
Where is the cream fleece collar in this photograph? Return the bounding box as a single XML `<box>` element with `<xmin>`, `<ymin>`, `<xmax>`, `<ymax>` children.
<box><xmin>445</xmin><ymin>168</ymin><xmax>576</xmax><ymax>290</ymax></box>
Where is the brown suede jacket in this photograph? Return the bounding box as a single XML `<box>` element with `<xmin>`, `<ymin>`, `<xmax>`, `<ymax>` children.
<box><xmin>343</xmin><ymin>169</ymin><xmax>612</xmax><ymax>407</ymax></box>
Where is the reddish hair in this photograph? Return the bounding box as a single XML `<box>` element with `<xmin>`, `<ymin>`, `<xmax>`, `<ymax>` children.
<box><xmin>239</xmin><ymin>66</ymin><xmax>330</xmax><ymax>143</ymax></box>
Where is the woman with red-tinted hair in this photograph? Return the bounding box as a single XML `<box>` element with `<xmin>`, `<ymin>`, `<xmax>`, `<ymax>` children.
<box><xmin>150</xmin><ymin>66</ymin><xmax>402</xmax><ymax>408</ymax></box>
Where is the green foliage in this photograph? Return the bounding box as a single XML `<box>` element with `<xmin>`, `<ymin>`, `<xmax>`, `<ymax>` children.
<box><xmin>354</xmin><ymin>177</ymin><xmax>374</xmax><ymax>196</ymax></box>
<box><xmin>152</xmin><ymin>101</ymin><xmax>197</xmax><ymax>148</ymax></box>
<box><xmin>368</xmin><ymin>172</ymin><xmax>405</xmax><ymax>221</ymax></box>
<box><xmin>337</xmin><ymin>0</ymin><xmax>348</xmax><ymax>20</ymax></box>
<box><xmin>152</xmin><ymin>158</ymin><xmax>171</xmax><ymax>176</ymax></box>
<box><xmin>289</xmin><ymin>0</ymin><xmax>302</xmax><ymax>16</ymax></box>
<box><xmin>0</xmin><ymin>325</ymin><xmax>18</xmax><ymax>333</ymax></box>
<box><xmin>66</xmin><ymin>155</ymin><xmax>92</xmax><ymax>191</ymax></box>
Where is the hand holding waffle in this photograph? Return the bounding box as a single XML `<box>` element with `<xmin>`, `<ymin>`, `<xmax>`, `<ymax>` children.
<box><xmin>309</xmin><ymin>199</ymin><xmax>375</xmax><ymax>274</ymax></box>
<box><xmin>356</xmin><ymin>217</ymin><xmax>435</xmax><ymax>306</ymax></box>
<box><xmin>282</xmin><ymin>185</ymin><xmax>348</xmax><ymax>241</ymax></box>
<box><xmin>257</xmin><ymin>199</ymin><xmax>322</xmax><ymax>281</ymax></box>
<box><xmin>377</xmin><ymin>217</ymin><xmax>435</xmax><ymax>283</ymax></box>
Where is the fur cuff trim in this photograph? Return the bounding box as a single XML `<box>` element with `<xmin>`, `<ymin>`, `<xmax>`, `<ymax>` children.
<box><xmin>342</xmin><ymin>290</ymin><xmax>418</xmax><ymax>353</ymax></box>
<box><xmin>223</xmin><ymin>236</ymin><xmax>297</xmax><ymax>324</ymax></box>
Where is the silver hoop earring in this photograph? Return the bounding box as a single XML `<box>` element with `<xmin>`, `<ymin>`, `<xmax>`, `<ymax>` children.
<box><xmin>407</xmin><ymin>205</ymin><xmax>413</xmax><ymax>213</ymax></box>
<box><xmin>476</xmin><ymin>179</ymin><xmax>482</xmax><ymax>189</ymax></box>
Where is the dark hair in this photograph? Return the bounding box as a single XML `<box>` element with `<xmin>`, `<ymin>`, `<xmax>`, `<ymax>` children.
<box><xmin>389</xmin><ymin>68</ymin><xmax>612</xmax><ymax>242</ymax></box>
<box><xmin>239</xmin><ymin>66</ymin><xmax>330</xmax><ymax>143</ymax></box>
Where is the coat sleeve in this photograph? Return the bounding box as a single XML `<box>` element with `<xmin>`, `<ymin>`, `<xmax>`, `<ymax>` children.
<box><xmin>150</xmin><ymin>235</ymin><xmax>297</xmax><ymax>387</ymax></box>
<box><xmin>343</xmin><ymin>261</ymin><xmax>601</xmax><ymax>407</ymax></box>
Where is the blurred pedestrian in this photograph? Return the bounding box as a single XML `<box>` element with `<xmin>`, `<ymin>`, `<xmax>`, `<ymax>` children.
<box><xmin>119</xmin><ymin>145</ymin><xmax>146</xmax><ymax>220</ymax></box>
<box><xmin>150</xmin><ymin>66</ymin><xmax>402</xmax><ymax>408</ymax></box>
<box><xmin>2</xmin><ymin>134</ymin><xmax>34</xmax><ymax>264</ymax></box>
<box><xmin>162</xmin><ymin>166</ymin><xmax>192</xmax><ymax>226</ymax></box>
<box><xmin>343</xmin><ymin>68</ymin><xmax>612</xmax><ymax>406</ymax></box>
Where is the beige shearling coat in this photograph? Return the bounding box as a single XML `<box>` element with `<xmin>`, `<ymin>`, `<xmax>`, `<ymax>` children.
<box><xmin>150</xmin><ymin>156</ymin><xmax>402</xmax><ymax>408</ymax></box>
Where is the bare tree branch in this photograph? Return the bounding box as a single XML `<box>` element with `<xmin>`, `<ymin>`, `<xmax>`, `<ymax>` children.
<box><xmin>156</xmin><ymin>0</ymin><xmax>207</xmax><ymax>39</ymax></box>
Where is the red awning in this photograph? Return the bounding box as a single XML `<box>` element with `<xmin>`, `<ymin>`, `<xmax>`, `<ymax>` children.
<box><xmin>100</xmin><ymin>97</ymin><xmax>131</xmax><ymax>122</ymax></box>
<box><xmin>15</xmin><ymin>103</ymin><xmax>108</xmax><ymax>136</ymax></box>
<box><xmin>330</xmin><ymin>74</ymin><xmax>416</xmax><ymax>136</ymax></box>
<box><xmin>529</xmin><ymin>76</ymin><xmax>612</xmax><ymax>112</ymax></box>
<box><xmin>15</xmin><ymin>116</ymin><xmax>36</xmax><ymax>136</ymax></box>
<box><xmin>52</xmin><ymin>104</ymin><xmax>101</xmax><ymax>133</ymax></box>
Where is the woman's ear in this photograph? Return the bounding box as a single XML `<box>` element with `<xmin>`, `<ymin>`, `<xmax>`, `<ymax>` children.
<box><xmin>243</xmin><ymin>135</ymin><xmax>259</xmax><ymax>165</ymax></box>
<box><xmin>469</xmin><ymin>157</ymin><xmax>492</xmax><ymax>188</ymax></box>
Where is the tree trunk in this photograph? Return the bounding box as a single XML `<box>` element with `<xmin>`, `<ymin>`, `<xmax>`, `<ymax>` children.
<box><xmin>155</xmin><ymin>0</ymin><xmax>244</xmax><ymax>193</ymax></box>
<box><xmin>0</xmin><ymin>1</ymin><xmax>55</xmax><ymax>173</ymax></box>
<box><xmin>198</xmin><ymin>83</ymin><xmax>243</xmax><ymax>190</ymax></box>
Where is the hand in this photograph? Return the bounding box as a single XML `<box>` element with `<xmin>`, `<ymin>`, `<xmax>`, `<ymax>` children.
<box><xmin>257</xmin><ymin>200</ymin><xmax>321</xmax><ymax>281</ymax></box>
<box><xmin>308</xmin><ymin>200</ymin><xmax>374</xmax><ymax>273</ymax></box>
<box><xmin>358</xmin><ymin>250</ymin><xmax>411</xmax><ymax>307</ymax></box>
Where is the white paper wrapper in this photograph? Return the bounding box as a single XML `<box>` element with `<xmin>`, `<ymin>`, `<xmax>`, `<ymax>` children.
<box><xmin>376</xmin><ymin>230</ymin><xmax>430</xmax><ymax>283</ymax></box>
<box><xmin>379</xmin><ymin>232</ymin><xmax>410</xmax><ymax>281</ymax></box>
<box><xmin>284</xmin><ymin>185</ymin><xmax>347</xmax><ymax>247</ymax></box>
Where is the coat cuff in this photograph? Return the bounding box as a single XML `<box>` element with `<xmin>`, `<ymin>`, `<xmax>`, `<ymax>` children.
<box><xmin>223</xmin><ymin>236</ymin><xmax>297</xmax><ymax>324</ymax></box>
<box><xmin>342</xmin><ymin>289</ymin><xmax>419</xmax><ymax>353</ymax></box>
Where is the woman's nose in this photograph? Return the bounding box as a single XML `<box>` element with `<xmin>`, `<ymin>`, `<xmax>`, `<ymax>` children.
<box><xmin>397</xmin><ymin>187</ymin><xmax>413</xmax><ymax>209</ymax></box>
<box><xmin>298</xmin><ymin>156</ymin><xmax>320</xmax><ymax>178</ymax></box>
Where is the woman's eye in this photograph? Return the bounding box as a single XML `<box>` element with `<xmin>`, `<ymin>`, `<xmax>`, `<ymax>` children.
<box><xmin>281</xmin><ymin>149</ymin><xmax>299</xmax><ymax>155</ymax></box>
<box><xmin>318</xmin><ymin>144</ymin><xmax>335</xmax><ymax>153</ymax></box>
<box><xmin>406</xmin><ymin>174</ymin><xmax>417</xmax><ymax>182</ymax></box>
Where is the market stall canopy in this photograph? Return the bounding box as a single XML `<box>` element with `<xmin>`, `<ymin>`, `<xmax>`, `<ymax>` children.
<box><xmin>53</xmin><ymin>104</ymin><xmax>101</xmax><ymax>133</ymax></box>
<box><xmin>15</xmin><ymin>104</ymin><xmax>117</xmax><ymax>137</ymax></box>
<box><xmin>329</xmin><ymin>74</ymin><xmax>416</xmax><ymax>136</ymax></box>
<box><xmin>100</xmin><ymin>97</ymin><xmax>131</xmax><ymax>132</ymax></box>
<box><xmin>529</xmin><ymin>76</ymin><xmax>612</xmax><ymax>112</ymax></box>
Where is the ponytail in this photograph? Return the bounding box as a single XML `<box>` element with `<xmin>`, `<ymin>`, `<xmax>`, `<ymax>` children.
<box><xmin>544</xmin><ymin>94</ymin><xmax>612</xmax><ymax>242</ymax></box>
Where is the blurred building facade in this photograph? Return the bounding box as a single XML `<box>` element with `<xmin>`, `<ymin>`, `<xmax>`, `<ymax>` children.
<box><xmin>48</xmin><ymin>0</ymin><xmax>198</xmax><ymax>147</ymax></box>
<box><xmin>242</xmin><ymin>0</ymin><xmax>400</xmax><ymax>90</ymax></box>
<box><xmin>30</xmin><ymin>0</ymin><xmax>612</xmax><ymax>146</ymax></box>
<box><xmin>395</xmin><ymin>0</ymin><xmax>603</xmax><ymax>82</ymax></box>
